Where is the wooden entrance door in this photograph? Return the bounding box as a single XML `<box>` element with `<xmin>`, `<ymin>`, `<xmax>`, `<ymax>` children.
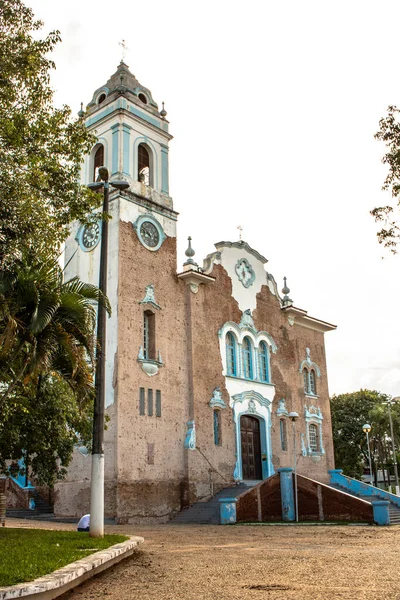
<box><xmin>240</xmin><ymin>415</ymin><xmax>262</xmax><ymax>480</ymax></box>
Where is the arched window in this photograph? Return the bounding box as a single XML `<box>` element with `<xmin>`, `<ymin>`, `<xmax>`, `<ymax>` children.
<box><xmin>242</xmin><ymin>337</ymin><xmax>253</xmax><ymax>379</ymax></box>
<box><xmin>98</xmin><ymin>93</ymin><xmax>106</xmax><ymax>104</ymax></box>
<box><xmin>138</xmin><ymin>144</ymin><xmax>150</xmax><ymax>186</ymax></box>
<box><xmin>93</xmin><ymin>145</ymin><xmax>104</xmax><ymax>182</ymax></box>
<box><xmin>303</xmin><ymin>368</ymin><xmax>309</xmax><ymax>394</ymax></box>
<box><xmin>143</xmin><ymin>310</ymin><xmax>155</xmax><ymax>360</ymax></box>
<box><xmin>226</xmin><ymin>332</ymin><xmax>237</xmax><ymax>376</ymax></box>
<box><xmin>309</xmin><ymin>369</ymin><xmax>316</xmax><ymax>395</ymax></box>
<box><xmin>308</xmin><ymin>423</ymin><xmax>319</xmax><ymax>452</ymax></box>
<box><xmin>213</xmin><ymin>409</ymin><xmax>222</xmax><ymax>446</ymax></box>
<box><xmin>258</xmin><ymin>341</ymin><xmax>269</xmax><ymax>382</ymax></box>
<box><xmin>280</xmin><ymin>419</ymin><xmax>287</xmax><ymax>451</ymax></box>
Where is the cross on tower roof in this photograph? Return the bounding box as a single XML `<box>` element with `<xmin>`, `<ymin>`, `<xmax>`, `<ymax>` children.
<box><xmin>118</xmin><ymin>39</ymin><xmax>129</xmax><ymax>62</ymax></box>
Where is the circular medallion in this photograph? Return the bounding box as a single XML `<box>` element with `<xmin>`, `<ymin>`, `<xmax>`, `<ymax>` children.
<box><xmin>140</xmin><ymin>221</ymin><xmax>160</xmax><ymax>248</ymax></box>
<box><xmin>82</xmin><ymin>222</ymin><xmax>100</xmax><ymax>250</ymax></box>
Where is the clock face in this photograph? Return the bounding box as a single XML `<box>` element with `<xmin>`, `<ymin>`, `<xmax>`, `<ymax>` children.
<box><xmin>82</xmin><ymin>222</ymin><xmax>100</xmax><ymax>250</ymax></box>
<box><xmin>235</xmin><ymin>258</ymin><xmax>255</xmax><ymax>288</ymax></box>
<box><xmin>140</xmin><ymin>221</ymin><xmax>160</xmax><ymax>248</ymax></box>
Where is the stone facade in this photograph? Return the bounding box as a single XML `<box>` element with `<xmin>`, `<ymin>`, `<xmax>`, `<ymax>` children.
<box><xmin>56</xmin><ymin>62</ymin><xmax>336</xmax><ymax>523</ymax></box>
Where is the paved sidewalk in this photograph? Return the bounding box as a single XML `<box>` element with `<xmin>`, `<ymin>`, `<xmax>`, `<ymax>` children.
<box><xmin>6</xmin><ymin>519</ymin><xmax>400</xmax><ymax>600</ymax></box>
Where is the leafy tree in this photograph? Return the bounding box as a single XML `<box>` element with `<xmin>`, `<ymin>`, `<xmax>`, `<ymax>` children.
<box><xmin>0</xmin><ymin>252</ymin><xmax>110</xmax><ymax>404</ymax></box>
<box><xmin>330</xmin><ymin>389</ymin><xmax>399</xmax><ymax>480</ymax></box>
<box><xmin>372</xmin><ymin>106</ymin><xmax>400</xmax><ymax>252</ymax></box>
<box><xmin>0</xmin><ymin>0</ymin><xmax>99</xmax><ymax>267</ymax></box>
<box><xmin>0</xmin><ymin>375</ymin><xmax>93</xmax><ymax>487</ymax></box>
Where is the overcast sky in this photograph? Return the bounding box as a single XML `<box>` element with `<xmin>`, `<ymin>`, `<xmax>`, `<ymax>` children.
<box><xmin>27</xmin><ymin>0</ymin><xmax>400</xmax><ymax>398</ymax></box>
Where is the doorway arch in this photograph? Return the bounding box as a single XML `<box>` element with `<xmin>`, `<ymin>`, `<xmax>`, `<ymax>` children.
<box><xmin>240</xmin><ymin>415</ymin><xmax>262</xmax><ymax>480</ymax></box>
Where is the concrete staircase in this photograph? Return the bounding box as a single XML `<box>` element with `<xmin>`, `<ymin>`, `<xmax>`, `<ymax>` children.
<box><xmin>6</xmin><ymin>490</ymin><xmax>53</xmax><ymax>520</ymax></box>
<box><xmin>330</xmin><ymin>484</ymin><xmax>400</xmax><ymax>524</ymax></box>
<box><xmin>171</xmin><ymin>481</ymin><xmax>258</xmax><ymax>524</ymax></box>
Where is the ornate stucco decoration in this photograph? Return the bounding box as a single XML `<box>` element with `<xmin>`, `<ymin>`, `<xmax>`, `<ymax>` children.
<box><xmin>184</xmin><ymin>420</ymin><xmax>196</xmax><ymax>450</ymax></box>
<box><xmin>139</xmin><ymin>284</ymin><xmax>161</xmax><ymax>310</ymax></box>
<box><xmin>202</xmin><ymin>251</ymin><xmax>222</xmax><ymax>275</ymax></box>
<box><xmin>231</xmin><ymin>390</ymin><xmax>272</xmax><ymax>416</ymax></box>
<box><xmin>304</xmin><ymin>404</ymin><xmax>325</xmax><ymax>456</ymax></box>
<box><xmin>276</xmin><ymin>398</ymin><xmax>289</xmax><ymax>417</ymax></box>
<box><xmin>235</xmin><ymin>257</ymin><xmax>255</xmax><ymax>288</ymax></box>
<box><xmin>299</xmin><ymin>348</ymin><xmax>321</xmax><ymax>376</ymax></box>
<box><xmin>209</xmin><ymin>387</ymin><xmax>227</xmax><ymax>409</ymax></box>
<box><xmin>218</xmin><ymin>320</ymin><xmax>278</xmax><ymax>355</ymax></box>
<box><xmin>137</xmin><ymin>347</ymin><xmax>164</xmax><ymax>376</ymax></box>
<box><xmin>239</xmin><ymin>309</ymin><xmax>257</xmax><ymax>332</ymax></box>
<box><xmin>301</xmin><ymin>433</ymin><xmax>308</xmax><ymax>456</ymax></box>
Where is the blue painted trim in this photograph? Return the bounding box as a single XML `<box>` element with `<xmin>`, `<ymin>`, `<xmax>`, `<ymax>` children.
<box><xmin>219</xmin><ymin>498</ymin><xmax>237</xmax><ymax>524</ymax></box>
<box><xmin>329</xmin><ymin>470</ymin><xmax>400</xmax><ymax>509</ymax></box>
<box><xmin>85</xmin><ymin>105</ymin><xmax>116</xmax><ymax>128</ymax></box>
<box><xmin>278</xmin><ymin>468</ymin><xmax>295</xmax><ymax>521</ymax></box>
<box><xmin>128</xmin><ymin>104</ymin><xmax>160</xmax><ymax>128</ymax></box>
<box><xmin>161</xmin><ymin>145</ymin><xmax>169</xmax><ymax>194</ymax></box>
<box><xmin>372</xmin><ymin>501</ymin><xmax>390</xmax><ymax>525</ymax></box>
<box><xmin>122</xmin><ymin>123</ymin><xmax>132</xmax><ymax>176</ymax></box>
<box><xmin>111</xmin><ymin>124</ymin><xmax>119</xmax><ymax>175</ymax></box>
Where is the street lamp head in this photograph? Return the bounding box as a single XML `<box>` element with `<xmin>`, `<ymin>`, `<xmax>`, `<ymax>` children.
<box><xmin>98</xmin><ymin>166</ymin><xmax>109</xmax><ymax>182</ymax></box>
<box><xmin>87</xmin><ymin>181</ymin><xmax>104</xmax><ymax>191</ymax></box>
<box><xmin>288</xmin><ymin>411</ymin><xmax>299</xmax><ymax>422</ymax></box>
<box><xmin>362</xmin><ymin>423</ymin><xmax>371</xmax><ymax>433</ymax></box>
<box><xmin>110</xmin><ymin>180</ymin><xmax>130</xmax><ymax>191</ymax></box>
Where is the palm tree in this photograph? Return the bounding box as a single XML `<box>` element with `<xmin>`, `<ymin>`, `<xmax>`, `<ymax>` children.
<box><xmin>0</xmin><ymin>251</ymin><xmax>110</xmax><ymax>407</ymax></box>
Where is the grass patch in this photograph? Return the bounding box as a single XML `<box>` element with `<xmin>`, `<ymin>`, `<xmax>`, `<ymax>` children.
<box><xmin>0</xmin><ymin>528</ymin><xmax>129</xmax><ymax>587</ymax></box>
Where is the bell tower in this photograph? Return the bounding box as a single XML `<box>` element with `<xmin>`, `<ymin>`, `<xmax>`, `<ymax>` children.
<box><xmin>64</xmin><ymin>62</ymin><xmax>177</xmax><ymax>409</ymax></box>
<box><xmin>82</xmin><ymin>61</ymin><xmax>173</xmax><ymax>205</ymax></box>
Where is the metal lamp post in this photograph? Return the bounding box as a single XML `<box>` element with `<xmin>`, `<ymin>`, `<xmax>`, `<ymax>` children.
<box><xmin>288</xmin><ymin>411</ymin><xmax>299</xmax><ymax>522</ymax></box>
<box><xmin>87</xmin><ymin>167</ymin><xmax>129</xmax><ymax>537</ymax></box>
<box><xmin>362</xmin><ymin>424</ymin><xmax>373</xmax><ymax>487</ymax></box>
<box><xmin>386</xmin><ymin>397</ymin><xmax>400</xmax><ymax>495</ymax></box>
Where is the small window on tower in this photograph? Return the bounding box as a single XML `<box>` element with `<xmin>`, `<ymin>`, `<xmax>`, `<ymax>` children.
<box><xmin>98</xmin><ymin>93</ymin><xmax>106</xmax><ymax>104</ymax></box>
<box><xmin>93</xmin><ymin>145</ymin><xmax>104</xmax><ymax>182</ymax></box>
<box><xmin>143</xmin><ymin>310</ymin><xmax>156</xmax><ymax>360</ymax></box>
<box><xmin>138</xmin><ymin>93</ymin><xmax>147</xmax><ymax>104</ymax></box>
<box><xmin>138</xmin><ymin>144</ymin><xmax>150</xmax><ymax>186</ymax></box>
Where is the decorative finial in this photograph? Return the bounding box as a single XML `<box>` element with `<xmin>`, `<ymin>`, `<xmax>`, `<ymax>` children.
<box><xmin>282</xmin><ymin>276</ymin><xmax>292</xmax><ymax>304</ymax></box>
<box><xmin>119</xmin><ymin>39</ymin><xmax>128</xmax><ymax>62</ymax></box>
<box><xmin>160</xmin><ymin>102</ymin><xmax>167</xmax><ymax>119</ymax></box>
<box><xmin>185</xmin><ymin>236</ymin><xmax>196</xmax><ymax>264</ymax></box>
<box><xmin>78</xmin><ymin>102</ymin><xmax>84</xmax><ymax>119</ymax></box>
<box><xmin>237</xmin><ymin>225</ymin><xmax>243</xmax><ymax>241</ymax></box>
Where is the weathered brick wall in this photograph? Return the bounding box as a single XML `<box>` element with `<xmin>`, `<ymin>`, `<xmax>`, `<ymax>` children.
<box><xmin>297</xmin><ymin>475</ymin><xmax>373</xmax><ymax>522</ymax></box>
<box><xmin>116</xmin><ymin>223</ymin><xmax>188</xmax><ymax>521</ymax></box>
<box><xmin>236</xmin><ymin>474</ymin><xmax>282</xmax><ymax>522</ymax></box>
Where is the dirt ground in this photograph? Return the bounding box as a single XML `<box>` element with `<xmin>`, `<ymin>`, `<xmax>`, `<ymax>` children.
<box><xmin>5</xmin><ymin>519</ymin><xmax>400</xmax><ymax>600</ymax></box>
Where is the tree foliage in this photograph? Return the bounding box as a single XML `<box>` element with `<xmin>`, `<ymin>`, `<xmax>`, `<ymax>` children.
<box><xmin>372</xmin><ymin>105</ymin><xmax>400</xmax><ymax>252</ymax></box>
<box><xmin>331</xmin><ymin>389</ymin><xmax>400</xmax><ymax>481</ymax></box>
<box><xmin>0</xmin><ymin>0</ymin><xmax>99</xmax><ymax>267</ymax></box>
<box><xmin>0</xmin><ymin>252</ymin><xmax>110</xmax><ymax>405</ymax></box>
<box><xmin>0</xmin><ymin>375</ymin><xmax>93</xmax><ymax>487</ymax></box>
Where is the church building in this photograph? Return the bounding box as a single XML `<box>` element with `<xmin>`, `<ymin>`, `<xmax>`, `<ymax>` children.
<box><xmin>58</xmin><ymin>62</ymin><xmax>337</xmax><ymax>523</ymax></box>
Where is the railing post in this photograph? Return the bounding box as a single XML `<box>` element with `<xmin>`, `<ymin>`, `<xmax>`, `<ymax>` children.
<box><xmin>372</xmin><ymin>501</ymin><xmax>390</xmax><ymax>525</ymax></box>
<box><xmin>219</xmin><ymin>498</ymin><xmax>237</xmax><ymax>524</ymax></box>
<box><xmin>278</xmin><ymin>468</ymin><xmax>295</xmax><ymax>521</ymax></box>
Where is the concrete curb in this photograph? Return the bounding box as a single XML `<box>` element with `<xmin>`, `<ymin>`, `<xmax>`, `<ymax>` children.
<box><xmin>0</xmin><ymin>535</ymin><xmax>144</xmax><ymax>600</ymax></box>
